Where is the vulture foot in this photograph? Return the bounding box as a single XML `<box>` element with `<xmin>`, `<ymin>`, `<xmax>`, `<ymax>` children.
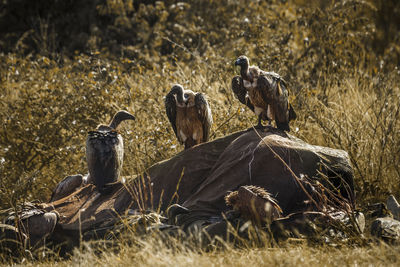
<box><xmin>255</xmin><ymin>116</ymin><xmax>264</xmax><ymax>129</ymax></box>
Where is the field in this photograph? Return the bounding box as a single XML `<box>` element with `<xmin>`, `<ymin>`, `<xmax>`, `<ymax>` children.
<box><xmin>24</xmin><ymin>243</ymin><xmax>400</xmax><ymax>266</ymax></box>
<box><xmin>0</xmin><ymin>0</ymin><xmax>399</xmax><ymax>265</ymax></box>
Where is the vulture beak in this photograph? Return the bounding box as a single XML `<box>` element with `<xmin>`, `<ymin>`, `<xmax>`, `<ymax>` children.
<box><xmin>174</xmin><ymin>93</ymin><xmax>185</xmax><ymax>105</ymax></box>
<box><xmin>171</xmin><ymin>84</ymin><xmax>185</xmax><ymax>105</ymax></box>
<box><xmin>234</xmin><ymin>59</ymin><xmax>241</xmax><ymax>66</ymax></box>
<box><xmin>183</xmin><ymin>93</ymin><xmax>189</xmax><ymax>104</ymax></box>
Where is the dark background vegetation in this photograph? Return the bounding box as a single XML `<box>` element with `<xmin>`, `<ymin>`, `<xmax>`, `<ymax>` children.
<box><xmin>0</xmin><ymin>0</ymin><xmax>399</xmax><ymax>209</ymax></box>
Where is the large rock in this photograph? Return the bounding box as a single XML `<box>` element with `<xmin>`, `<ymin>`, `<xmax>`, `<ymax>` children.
<box><xmin>371</xmin><ymin>217</ymin><xmax>400</xmax><ymax>243</ymax></box>
<box><xmin>0</xmin><ymin>223</ymin><xmax>27</xmax><ymax>254</ymax></box>
<box><xmin>10</xmin><ymin>128</ymin><xmax>356</xmax><ymax>247</ymax></box>
<box><xmin>1</xmin><ymin>204</ymin><xmax>58</xmax><ymax>251</ymax></box>
<box><xmin>172</xmin><ymin>128</ymin><xmax>354</xmax><ymax>228</ymax></box>
<box><xmin>387</xmin><ymin>195</ymin><xmax>400</xmax><ymax>220</ymax></box>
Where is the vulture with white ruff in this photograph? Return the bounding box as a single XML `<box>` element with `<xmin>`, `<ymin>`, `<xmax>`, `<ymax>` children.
<box><xmin>165</xmin><ymin>84</ymin><xmax>213</xmax><ymax>149</ymax></box>
<box><xmin>233</xmin><ymin>55</ymin><xmax>296</xmax><ymax>131</ymax></box>
<box><xmin>86</xmin><ymin>110</ymin><xmax>135</xmax><ymax>194</ymax></box>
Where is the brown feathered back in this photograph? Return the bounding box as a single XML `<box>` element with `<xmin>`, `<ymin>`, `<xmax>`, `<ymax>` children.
<box><xmin>225</xmin><ymin>185</ymin><xmax>282</xmax><ymax>225</ymax></box>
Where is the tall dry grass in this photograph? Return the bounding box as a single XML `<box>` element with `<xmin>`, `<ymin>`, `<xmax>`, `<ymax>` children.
<box><xmin>6</xmin><ymin>235</ymin><xmax>400</xmax><ymax>266</ymax></box>
<box><xmin>63</xmin><ymin>242</ymin><xmax>400</xmax><ymax>266</ymax></box>
<box><xmin>297</xmin><ymin>71</ymin><xmax>400</xmax><ymax>201</ymax></box>
<box><xmin>1</xmin><ymin>56</ymin><xmax>398</xmax><ymax>208</ymax></box>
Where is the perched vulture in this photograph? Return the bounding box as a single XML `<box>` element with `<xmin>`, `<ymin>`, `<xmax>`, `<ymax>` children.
<box><xmin>165</xmin><ymin>84</ymin><xmax>213</xmax><ymax>149</ymax></box>
<box><xmin>233</xmin><ymin>55</ymin><xmax>296</xmax><ymax>131</ymax></box>
<box><xmin>86</xmin><ymin>110</ymin><xmax>135</xmax><ymax>194</ymax></box>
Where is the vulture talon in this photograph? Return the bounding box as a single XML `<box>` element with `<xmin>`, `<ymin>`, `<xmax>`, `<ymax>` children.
<box><xmin>255</xmin><ymin>116</ymin><xmax>264</xmax><ymax>129</ymax></box>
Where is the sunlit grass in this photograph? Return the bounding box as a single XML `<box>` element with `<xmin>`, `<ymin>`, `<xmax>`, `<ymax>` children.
<box><xmin>8</xmin><ymin>238</ymin><xmax>400</xmax><ymax>266</ymax></box>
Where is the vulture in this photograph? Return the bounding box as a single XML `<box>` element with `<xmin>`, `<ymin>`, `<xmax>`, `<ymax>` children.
<box><xmin>86</xmin><ymin>110</ymin><xmax>135</xmax><ymax>194</ymax></box>
<box><xmin>225</xmin><ymin>185</ymin><xmax>282</xmax><ymax>225</ymax></box>
<box><xmin>233</xmin><ymin>55</ymin><xmax>296</xmax><ymax>131</ymax></box>
<box><xmin>165</xmin><ymin>84</ymin><xmax>213</xmax><ymax>149</ymax></box>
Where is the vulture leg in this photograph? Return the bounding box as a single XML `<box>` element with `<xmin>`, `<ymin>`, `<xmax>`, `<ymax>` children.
<box><xmin>256</xmin><ymin>115</ymin><xmax>263</xmax><ymax>129</ymax></box>
<box><xmin>184</xmin><ymin>139</ymin><xmax>197</xmax><ymax>150</ymax></box>
<box><xmin>267</xmin><ymin>105</ymin><xmax>273</xmax><ymax>127</ymax></box>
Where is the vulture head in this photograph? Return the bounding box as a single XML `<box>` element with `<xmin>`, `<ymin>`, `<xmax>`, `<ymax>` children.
<box><xmin>168</xmin><ymin>84</ymin><xmax>197</xmax><ymax>108</ymax></box>
<box><xmin>235</xmin><ymin>55</ymin><xmax>250</xmax><ymax>69</ymax></box>
<box><xmin>165</xmin><ymin>84</ymin><xmax>213</xmax><ymax>149</ymax></box>
<box><xmin>225</xmin><ymin>185</ymin><xmax>282</xmax><ymax>225</ymax></box>
<box><xmin>235</xmin><ymin>55</ymin><xmax>251</xmax><ymax>81</ymax></box>
<box><xmin>169</xmin><ymin>84</ymin><xmax>186</xmax><ymax>107</ymax></box>
<box><xmin>183</xmin><ymin>90</ymin><xmax>196</xmax><ymax>107</ymax></box>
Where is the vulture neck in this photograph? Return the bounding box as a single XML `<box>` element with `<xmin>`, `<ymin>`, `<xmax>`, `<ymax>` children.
<box><xmin>240</xmin><ymin>64</ymin><xmax>251</xmax><ymax>81</ymax></box>
<box><xmin>109</xmin><ymin>118</ymin><xmax>121</xmax><ymax>130</ymax></box>
<box><xmin>108</xmin><ymin>111</ymin><xmax>135</xmax><ymax>129</ymax></box>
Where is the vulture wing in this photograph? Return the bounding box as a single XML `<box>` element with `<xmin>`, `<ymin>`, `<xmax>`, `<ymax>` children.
<box><xmin>254</xmin><ymin>74</ymin><xmax>276</xmax><ymax>106</ymax></box>
<box><xmin>265</xmin><ymin>73</ymin><xmax>296</xmax><ymax>122</ymax></box>
<box><xmin>258</xmin><ymin>73</ymin><xmax>294</xmax><ymax>131</ymax></box>
<box><xmin>164</xmin><ymin>91</ymin><xmax>178</xmax><ymax>138</ymax></box>
<box><xmin>231</xmin><ymin>75</ymin><xmax>255</xmax><ymax>112</ymax></box>
<box><xmin>263</xmin><ymin>71</ymin><xmax>287</xmax><ymax>85</ymax></box>
<box><xmin>195</xmin><ymin>93</ymin><xmax>213</xmax><ymax>142</ymax></box>
<box><xmin>272</xmin><ymin>80</ymin><xmax>291</xmax><ymax>131</ymax></box>
<box><xmin>255</xmin><ymin>73</ymin><xmax>291</xmax><ymax>130</ymax></box>
<box><xmin>289</xmin><ymin>103</ymin><xmax>297</xmax><ymax>121</ymax></box>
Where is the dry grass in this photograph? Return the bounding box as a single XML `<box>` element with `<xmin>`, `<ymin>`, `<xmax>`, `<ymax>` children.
<box><xmin>11</xmin><ymin>240</ymin><xmax>400</xmax><ymax>266</ymax></box>
<box><xmin>73</xmin><ymin>244</ymin><xmax>400</xmax><ymax>267</ymax></box>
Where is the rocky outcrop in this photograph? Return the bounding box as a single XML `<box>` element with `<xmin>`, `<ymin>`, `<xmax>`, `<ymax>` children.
<box><xmin>371</xmin><ymin>217</ymin><xmax>400</xmax><ymax>243</ymax></box>
<box><xmin>2</xmin><ymin>127</ymin><xmax>358</xmax><ymax>251</ymax></box>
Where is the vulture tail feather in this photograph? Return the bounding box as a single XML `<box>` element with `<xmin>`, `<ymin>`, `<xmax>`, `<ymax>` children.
<box><xmin>184</xmin><ymin>138</ymin><xmax>197</xmax><ymax>150</ymax></box>
<box><xmin>276</xmin><ymin>121</ymin><xmax>290</xmax><ymax>132</ymax></box>
<box><xmin>289</xmin><ymin>104</ymin><xmax>297</xmax><ymax>121</ymax></box>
